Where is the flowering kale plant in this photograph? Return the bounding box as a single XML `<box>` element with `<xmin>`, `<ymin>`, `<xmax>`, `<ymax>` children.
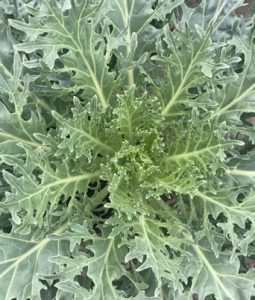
<box><xmin>0</xmin><ymin>0</ymin><xmax>255</xmax><ymax>299</ymax></box>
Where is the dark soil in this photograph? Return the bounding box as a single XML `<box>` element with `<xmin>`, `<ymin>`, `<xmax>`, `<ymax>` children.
<box><xmin>186</xmin><ymin>0</ymin><xmax>255</xmax><ymax>18</ymax></box>
<box><xmin>236</xmin><ymin>0</ymin><xmax>254</xmax><ymax>18</ymax></box>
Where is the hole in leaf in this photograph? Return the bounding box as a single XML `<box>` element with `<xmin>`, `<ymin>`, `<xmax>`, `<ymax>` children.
<box><xmin>87</xmin><ymin>188</ymin><xmax>94</xmax><ymax>198</ymax></box>
<box><xmin>75</xmin><ymin>191</ymin><xmax>83</xmax><ymax>201</ymax></box>
<box><xmin>35</xmin><ymin>50</ymin><xmax>44</xmax><ymax>58</ymax></box>
<box><xmin>150</xmin><ymin>18</ymin><xmax>164</xmax><ymax>29</ymax></box>
<box><xmin>185</xmin><ymin>0</ymin><xmax>202</xmax><ymax>8</ymax></box>
<box><xmin>113</xmin><ymin>276</ymin><xmax>137</xmax><ymax>297</ymax></box>
<box><xmin>32</xmin><ymin>168</ymin><xmax>43</xmax><ymax>184</ymax></box>
<box><xmin>75</xmin><ymin>267</ymin><xmax>94</xmax><ymax>289</ymax></box>
<box><xmin>0</xmin><ymin>213</ymin><xmax>12</xmax><ymax>233</ymax></box>
<box><xmin>93</xmin><ymin>223</ymin><xmax>102</xmax><ymax>236</ymax></box>
<box><xmin>100</xmin><ymin>180</ymin><xmax>108</xmax><ymax>189</ymax></box>
<box><xmin>208</xmin><ymin>212</ymin><xmax>227</xmax><ymax>226</ymax></box>
<box><xmin>39</xmin><ymin>32</ymin><xmax>48</xmax><ymax>38</ymax></box>
<box><xmin>108</xmin><ymin>53</ymin><xmax>117</xmax><ymax>71</ymax></box>
<box><xmin>40</xmin><ymin>279</ymin><xmax>58</xmax><ymax>299</ymax></box>
<box><xmin>108</xmin><ymin>24</ymin><xmax>113</xmax><ymax>33</ymax></box>
<box><xmin>94</xmin><ymin>41</ymin><xmax>102</xmax><ymax>51</ymax></box>
<box><xmin>241</xmin><ymin>112</ymin><xmax>255</xmax><ymax>125</ymax></box>
<box><xmin>180</xmin><ymin>276</ymin><xmax>193</xmax><ymax>289</ymax></box>
<box><xmin>89</xmin><ymin>181</ymin><xmax>98</xmax><ymax>188</ymax></box>
<box><xmin>235</xmin><ymin>67</ymin><xmax>243</xmax><ymax>74</ymax></box>
<box><xmin>206</xmin><ymin>294</ymin><xmax>217</xmax><ymax>300</ymax></box>
<box><xmin>152</xmin><ymin>0</ymin><xmax>158</xmax><ymax>9</ymax></box>
<box><xmin>237</xmin><ymin>193</ymin><xmax>245</xmax><ymax>203</ymax></box>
